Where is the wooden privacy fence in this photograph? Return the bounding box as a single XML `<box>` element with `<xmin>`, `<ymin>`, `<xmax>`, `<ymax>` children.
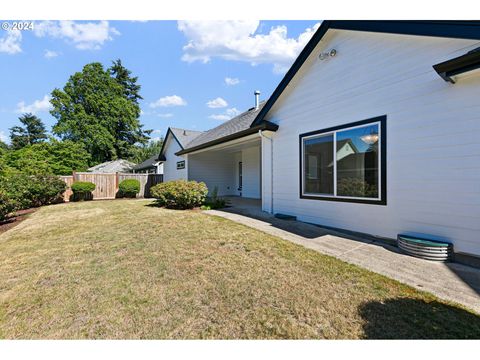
<box><xmin>60</xmin><ymin>173</ymin><xmax>163</xmax><ymax>202</ymax></box>
<box><xmin>59</xmin><ymin>175</ymin><xmax>74</xmax><ymax>202</ymax></box>
<box><xmin>118</xmin><ymin>173</ymin><xmax>163</xmax><ymax>198</ymax></box>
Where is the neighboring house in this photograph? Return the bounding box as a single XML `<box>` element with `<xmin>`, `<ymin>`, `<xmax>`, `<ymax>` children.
<box><xmin>132</xmin><ymin>154</ymin><xmax>164</xmax><ymax>174</ymax></box>
<box><xmin>160</xmin><ymin>21</ymin><xmax>480</xmax><ymax>262</ymax></box>
<box><xmin>87</xmin><ymin>159</ymin><xmax>136</xmax><ymax>173</ymax></box>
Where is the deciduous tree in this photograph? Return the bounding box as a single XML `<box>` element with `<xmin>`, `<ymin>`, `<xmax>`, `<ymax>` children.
<box><xmin>51</xmin><ymin>62</ymin><xmax>150</xmax><ymax>163</ymax></box>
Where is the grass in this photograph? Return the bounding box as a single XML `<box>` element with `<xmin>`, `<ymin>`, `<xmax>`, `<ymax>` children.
<box><xmin>0</xmin><ymin>199</ymin><xmax>479</xmax><ymax>339</ymax></box>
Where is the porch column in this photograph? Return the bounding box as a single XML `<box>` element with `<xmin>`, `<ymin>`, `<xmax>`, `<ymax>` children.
<box><xmin>261</xmin><ymin>134</ymin><xmax>273</xmax><ymax>213</ymax></box>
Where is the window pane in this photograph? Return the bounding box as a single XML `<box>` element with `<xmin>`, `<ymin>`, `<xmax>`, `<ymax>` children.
<box><xmin>336</xmin><ymin>124</ymin><xmax>379</xmax><ymax>198</ymax></box>
<box><xmin>304</xmin><ymin>134</ymin><xmax>334</xmax><ymax>195</ymax></box>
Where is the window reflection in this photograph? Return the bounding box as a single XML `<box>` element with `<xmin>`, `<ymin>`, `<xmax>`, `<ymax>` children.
<box><xmin>304</xmin><ymin>134</ymin><xmax>334</xmax><ymax>195</ymax></box>
<box><xmin>336</xmin><ymin>124</ymin><xmax>379</xmax><ymax>198</ymax></box>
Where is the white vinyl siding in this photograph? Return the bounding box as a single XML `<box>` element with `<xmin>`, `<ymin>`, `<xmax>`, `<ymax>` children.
<box><xmin>187</xmin><ymin>144</ymin><xmax>261</xmax><ymax>199</ymax></box>
<box><xmin>188</xmin><ymin>152</ymin><xmax>237</xmax><ymax>196</ymax></box>
<box><xmin>163</xmin><ymin>136</ymin><xmax>188</xmax><ymax>182</ymax></box>
<box><xmin>157</xmin><ymin>163</ymin><xmax>164</xmax><ymax>175</ymax></box>
<box><xmin>263</xmin><ymin>29</ymin><xmax>480</xmax><ymax>256</ymax></box>
<box><xmin>241</xmin><ymin>145</ymin><xmax>261</xmax><ymax>199</ymax></box>
<box><xmin>261</xmin><ymin>135</ymin><xmax>273</xmax><ymax>212</ymax></box>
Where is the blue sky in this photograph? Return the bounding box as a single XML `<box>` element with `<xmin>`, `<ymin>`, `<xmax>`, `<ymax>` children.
<box><xmin>0</xmin><ymin>20</ymin><xmax>319</xmax><ymax>143</ymax></box>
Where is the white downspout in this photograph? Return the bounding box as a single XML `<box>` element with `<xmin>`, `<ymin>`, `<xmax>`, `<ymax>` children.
<box><xmin>259</xmin><ymin>130</ymin><xmax>274</xmax><ymax>214</ymax></box>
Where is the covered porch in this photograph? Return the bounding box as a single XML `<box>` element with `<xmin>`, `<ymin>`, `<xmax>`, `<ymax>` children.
<box><xmin>187</xmin><ymin>134</ymin><xmax>262</xmax><ymax>200</ymax></box>
<box><xmin>223</xmin><ymin>196</ymin><xmax>262</xmax><ymax>213</ymax></box>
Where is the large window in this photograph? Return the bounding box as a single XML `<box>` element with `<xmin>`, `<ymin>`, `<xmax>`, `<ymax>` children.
<box><xmin>300</xmin><ymin>116</ymin><xmax>386</xmax><ymax>205</ymax></box>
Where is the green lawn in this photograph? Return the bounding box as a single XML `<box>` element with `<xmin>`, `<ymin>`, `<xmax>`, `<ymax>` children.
<box><xmin>0</xmin><ymin>199</ymin><xmax>479</xmax><ymax>339</ymax></box>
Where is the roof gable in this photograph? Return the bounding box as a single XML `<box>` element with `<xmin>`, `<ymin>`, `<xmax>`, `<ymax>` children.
<box><xmin>159</xmin><ymin>127</ymin><xmax>204</xmax><ymax>158</ymax></box>
<box><xmin>133</xmin><ymin>153</ymin><xmax>159</xmax><ymax>171</ymax></box>
<box><xmin>251</xmin><ymin>20</ymin><xmax>480</xmax><ymax>126</ymax></box>
<box><xmin>170</xmin><ymin>127</ymin><xmax>204</xmax><ymax>148</ymax></box>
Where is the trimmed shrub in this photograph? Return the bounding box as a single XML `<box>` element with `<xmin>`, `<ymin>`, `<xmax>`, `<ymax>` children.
<box><xmin>118</xmin><ymin>179</ymin><xmax>140</xmax><ymax>198</ymax></box>
<box><xmin>0</xmin><ymin>190</ymin><xmax>16</xmax><ymax>222</ymax></box>
<box><xmin>71</xmin><ymin>181</ymin><xmax>96</xmax><ymax>201</ymax></box>
<box><xmin>0</xmin><ymin>173</ymin><xmax>67</xmax><ymax>210</ymax></box>
<box><xmin>150</xmin><ymin>180</ymin><xmax>208</xmax><ymax>209</ymax></box>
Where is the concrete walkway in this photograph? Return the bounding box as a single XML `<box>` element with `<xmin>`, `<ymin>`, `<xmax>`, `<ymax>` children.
<box><xmin>207</xmin><ymin>206</ymin><xmax>480</xmax><ymax>314</ymax></box>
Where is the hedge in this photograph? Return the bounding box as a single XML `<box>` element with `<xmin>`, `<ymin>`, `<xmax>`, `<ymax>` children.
<box><xmin>71</xmin><ymin>181</ymin><xmax>96</xmax><ymax>201</ymax></box>
<box><xmin>0</xmin><ymin>190</ymin><xmax>16</xmax><ymax>222</ymax></box>
<box><xmin>118</xmin><ymin>179</ymin><xmax>140</xmax><ymax>198</ymax></box>
<box><xmin>150</xmin><ymin>180</ymin><xmax>208</xmax><ymax>209</ymax></box>
<box><xmin>0</xmin><ymin>173</ymin><xmax>67</xmax><ymax>210</ymax></box>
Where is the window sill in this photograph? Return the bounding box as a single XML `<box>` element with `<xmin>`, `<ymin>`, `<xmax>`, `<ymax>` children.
<box><xmin>300</xmin><ymin>194</ymin><xmax>386</xmax><ymax>205</ymax></box>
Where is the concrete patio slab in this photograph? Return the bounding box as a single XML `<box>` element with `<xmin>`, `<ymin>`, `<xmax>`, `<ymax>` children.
<box><xmin>206</xmin><ymin>206</ymin><xmax>480</xmax><ymax>314</ymax></box>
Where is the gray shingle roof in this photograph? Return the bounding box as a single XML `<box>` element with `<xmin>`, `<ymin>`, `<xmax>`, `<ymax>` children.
<box><xmin>88</xmin><ymin>159</ymin><xmax>136</xmax><ymax>173</ymax></box>
<box><xmin>133</xmin><ymin>154</ymin><xmax>159</xmax><ymax>171</ymax></box>
<box><xmin>184</xmin><ymin>102</ymin><xmax>265</xmax><ymax>150</ymax></box>
<box><xmin>170</xmin><ymin>128</ymin><xmax>204</xmax><ymax>149</ymax></box>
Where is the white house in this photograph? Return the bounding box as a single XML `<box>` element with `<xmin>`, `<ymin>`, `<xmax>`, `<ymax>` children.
<box><xmin>132</xmin><ymin>154</ymin><xmax>165</xmax><ymax>174</ymax></box>
<box><xmin>159</xmin><ymin>21</ymin><xmax>480</xmax><ymax>264</ymax></box>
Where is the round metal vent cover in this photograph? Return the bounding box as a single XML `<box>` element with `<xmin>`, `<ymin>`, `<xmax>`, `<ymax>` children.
<box><xmin>397</xmin><ymin>235</ymin><xmax>453</xmax><ymax>262</ymax></box>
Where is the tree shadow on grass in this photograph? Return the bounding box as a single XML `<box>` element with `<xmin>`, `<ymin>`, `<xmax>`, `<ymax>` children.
<box><xmin>359</xmin><ymin>298</ymin><xmax>480</xmax><ymax>339</ymax></box>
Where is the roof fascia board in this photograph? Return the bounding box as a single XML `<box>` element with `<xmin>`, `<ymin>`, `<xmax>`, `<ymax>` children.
<box><xmin>176</xmin><ymin>121</ymin><xmax>279</xmax><ymax>156</ymax></box>
<box><xmin>158</xmin><ymin>127</ymin><xmax>185</xmax><ymax>160</ymax></box>
<box><xmin>331</xmin><ymin>21</ymin><xmax>480</xmax><ymax>41</ymax></box>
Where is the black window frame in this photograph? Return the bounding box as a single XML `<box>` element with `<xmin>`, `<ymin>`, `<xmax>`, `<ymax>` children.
<box><xmin>299</xmin><ymin>115</ymin><xmax>387</xmax><ymax>205</ymax></box>
<box><xmin>176</xmin><ymin>160</ymin><xmax>185</xmax><ymax>170</ymax></box>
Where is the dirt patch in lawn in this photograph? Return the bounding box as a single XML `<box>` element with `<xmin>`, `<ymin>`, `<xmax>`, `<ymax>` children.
<box><xmin>0</xmin><ymin>208</ymin><xmax>36</xmax><ymax>235</ymax></box>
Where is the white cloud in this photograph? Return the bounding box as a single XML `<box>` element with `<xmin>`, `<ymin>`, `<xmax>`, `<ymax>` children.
<box><xmin>206</xmin><ymin>97</ymin><xmax>228</xmax><ymax>108</ymax></box>
<box><xmin>150</xmin><ymin>95</ymin><xmax>187</xmax><ymax>108</ymax></box>
<box><xmin>0</xmin><ymin>30</ymin><xmax>22</xmax><ymax>54</ymax></box>
<box><xmin>177</xmin><ymin>21</ymin><xmax>320</xmax><ymax>73</ymax></box>
<box><xmin>0</xmin><ymin>131</ymin><xmax>8</xmax><ymax>143</ymax></box>
<box><xmin>44</xmin><ymin>49</ymin><xmax>59</xmax><ymax>58</ymax></box>
<box><xmin>209</xmin><ymin>107</ymin><xmax>241</xmax><ymax>121</ymax></box>
<box><xmin>150</xmin><ymin>129</ymin><xmax>165</xmax><ymax>142</ymax></box>
<box><xmin>226</xmin><ymin>107</ymin><xmax>241</xmax><ymax>117</ymax></box>
<box><xmin>34</xmin><ymin>21</ymin><xmax>119</xmax><ymax>50</ymax></box>
<box><xmin>157</xmin><ymin>113</ymin><xmax>173</xmax><ymax>118</ymax></box>
<box><xmin>225</xmin><ymin>77</ymin><xmax>240</xmax><ymax>86</ymax></box>
<box><xmin>208</xmin><ymin>114</ymin><xmax>230</xmax><ymax>121</ymax></box>
<box><xmin>16</xmin><ymin>95</ymin><xmax>52</xmax><ymax>114</ymax></box>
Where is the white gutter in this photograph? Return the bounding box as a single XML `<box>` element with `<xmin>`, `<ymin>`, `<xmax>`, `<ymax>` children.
<box><xmin>258</xmin><ymin>130</ymin><xmax>274</xmax><ymax>214</ymax></box>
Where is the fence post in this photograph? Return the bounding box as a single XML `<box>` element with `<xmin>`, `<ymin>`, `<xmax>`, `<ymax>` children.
<box><xmin>115</xmin><ymin>172</ymin><xmax>119</xmax><ymax>192</ymax></box>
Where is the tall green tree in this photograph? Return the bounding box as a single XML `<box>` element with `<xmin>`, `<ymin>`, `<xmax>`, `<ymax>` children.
<box><xmin>110</xmin><ymin>59</ymin><xmax>143</xmax><ymax>104</ymax></box>
<box><xmin>50</xmin><ymin>62</ymin><xmax>150</xmax><ymax>164</ymax></box>
<box><xmin>9</xmin><ymin>113</ymin><xmax>48</xmax><ymax>150</ymax></box>
<box><xmin>129</xmin><ymin>138</ymin><xmax>164</xmax><ymax>164</ymax></box>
